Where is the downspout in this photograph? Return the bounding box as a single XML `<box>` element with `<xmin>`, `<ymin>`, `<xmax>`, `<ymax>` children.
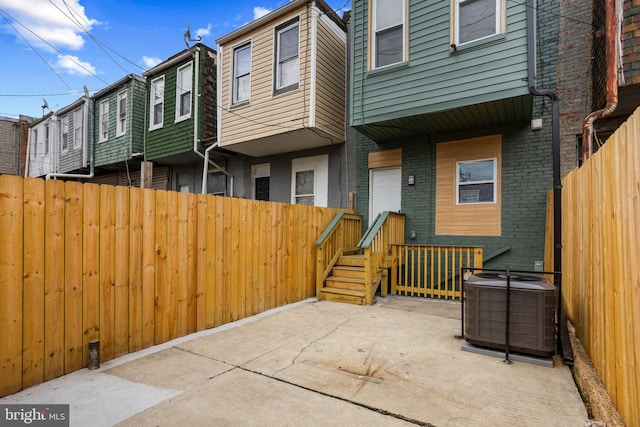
<box><xmin>24</xmin><ymin>123</ymin><xmax>30</xmax><ymax>177</ymax></box>
<box><xmin>526</xmin><ymin>0</ymin><xmax>566</xmax><ymax>358</ymax></box>
<box><xmin>581</xmin><ymin>0</ymin><xmax>619</xmax><ymax>163</ymax></box>
<box><xmin>46</xmin><ymin>95</ymin><xmax>94</xmax><ymax>180</ymax></box>
<box><xmin>191</xmin><ymin>45</ymin><xmax>234</xmax><ymax>195</ymax></box>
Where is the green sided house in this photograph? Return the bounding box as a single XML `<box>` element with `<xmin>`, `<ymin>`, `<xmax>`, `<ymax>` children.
<box><xmin>142</xmin><ymin>43</ymin><xmax>221</xmax><ymax>193</ymax></box>
<box><xmin>213</xmin><ymin>0</ymin><xmax>352</xmax><ymax>207</ymax></box>
<box><xmin>89</xmin><ymin>74</ymin><xmax>147</xmax><ymax>186</ymax></box>
<box><xmin>349</xmin><ymin>0</ymin><xmax>560</xmax><ymax>270</ymax></box>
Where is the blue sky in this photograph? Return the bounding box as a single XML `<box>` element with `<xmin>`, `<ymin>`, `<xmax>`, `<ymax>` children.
<box><xmin>0</xmin><ymin>0</ymin><xmax>350</xmax><ymax>119</ymax></box>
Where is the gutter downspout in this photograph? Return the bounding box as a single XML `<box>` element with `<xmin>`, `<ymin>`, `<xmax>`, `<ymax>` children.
<box><xmin>190</xmin><ymin>45</ymin><xmax>234</xmax><ymax>196</ymax></box>
<box><xmin>23</xmin><ymin>123</ymin><xmax>30</xmax><ymax>177</ymax></box>
<box><xmin>581</xmin><ymin>0</ymin><xmax>619</xmax><ymax>163</ymax></box>
<box><xmin>526</xmin><ymin>0</ymin><xmax>567</xmax><ymax>360</ymax></box>
<box><xmin>46</xmin><ymin>96</ymin><xmax>94</xmax><ymax>180</ymax></box>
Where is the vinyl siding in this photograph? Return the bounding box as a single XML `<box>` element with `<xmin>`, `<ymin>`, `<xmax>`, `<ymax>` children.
<box><xmin>350</xmin><ymin>0</ymin><xmax>530</xmax><ymax>126</ymax></box>
<box><xmin>58</xmin><ymin>106</ymin><xmax>85</xmax><ymax>173</ymax></box>
<box><xmin>314</xmin><ymin>15</ymin><xmax>346</xmax><ymax>141</ymax></box>
<box><xmin>219</xmin><ymin>8</ymin><xmax>312</xmax><ymax>147</ymax></box>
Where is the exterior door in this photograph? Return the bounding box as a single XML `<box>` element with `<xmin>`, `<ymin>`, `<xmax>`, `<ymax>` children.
<box><xmin>369</xmin><ymin>167</ymin><xmax>402</xmax><ymax>222</ymax></box>
<box><xmin>255</xmin><ymin>176</ymin><xmax>270</xmax><ymax>201</ymax></box>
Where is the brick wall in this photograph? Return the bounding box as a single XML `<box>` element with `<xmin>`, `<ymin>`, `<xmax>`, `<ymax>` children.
<box><xmin>0</xmin><ymin>117</ymin><xmax>19</xmax><ymax>175</ymax></box>
<box><xmin>622</xmin><ymin>0</ymin><xmax>640</xmax><ymax>84</ymax></box>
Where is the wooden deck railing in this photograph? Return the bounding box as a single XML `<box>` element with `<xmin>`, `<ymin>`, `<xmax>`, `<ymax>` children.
<box><xmin>358</xmin><ymin>212</ymin><xmax>405</xmax><ymax>302</ymax></box>
<box><xmin>391</xmin><ymin>245</ymin><xmax>483</xmax><ymax>300</ymax></box>
<box><xmin>314</xmin><ymin>212</ymin><xmax>362</xmax><ymax>295</ymax></box>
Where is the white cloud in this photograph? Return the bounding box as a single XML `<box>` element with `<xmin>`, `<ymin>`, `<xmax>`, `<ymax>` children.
<box><xmin>196</xmin><ymin>23</ymin><xmax>211</xmax><ymax>38</ymax></box>
<box><xmin>253</xmin><ymin>6</ymin><xmax>271</xmax><ymax>20</ymax></box>
<box><xmin>0</xmin><ymin>0</ymin><xmax>99</xmax><ymax>52</ymax></box>
<box><xmin>142</xmin><ymin>55</ymin><xmax>162</xmax><ymax>69</ymax></box>
<box><xmin>55</xmin><ymin>54</ymin><xmax>96</xmax><ymax>76</ymax></box>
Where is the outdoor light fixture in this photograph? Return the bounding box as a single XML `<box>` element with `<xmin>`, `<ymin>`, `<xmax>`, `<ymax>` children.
<box><xmin>408</xmin><ymin>175</ymin><xmax>415</xmax><ymax>185</ymax></box>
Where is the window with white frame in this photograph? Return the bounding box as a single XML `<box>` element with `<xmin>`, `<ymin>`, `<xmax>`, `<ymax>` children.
<box><xmin>61</xmin><ymin>116</ymin><xmax>69</xmax><ymax>151</ymax></box>
<box><xmin>372</xmin><ymin>0</ymin><xmax>405</xmax><ymax>68</ymax></box>
<box><xmin>456</xmin><ymin>159</ymin><xmax>497</xmax><ymax>204</ymax></box>
<box><xmin>32</xmin><ymin>129</ymin><xmax>38</xmax><ymax>157</ymax></box>
<box><xmin>232</xmin><ymin>43</ymin><xmax>251</xmax><ymax>105</ymax></box>
<box><xmin>150</xmin><ymin>76</ymin><xmax>164</xmax><ymax>130</ymax></box>
<box><xmin>74</xmin><ymin>109</ymin><xmax>82</xmax><ymax>148</ymax></box>
<box><xmin>291</xmin><ymin>155</ymin><xmax>328</xmax><ymax>207</ymax></box>
<box><xmin>116</xmin><ymin>90</ymin><xmax>127</xmax><ymax>137</ymax></box>
<box><xmin>454</xmin><ymin>0</ymin><xmax>502</xmax><ymax>45</ymax></box>
<box><xmin>44</xmin><ymin>124</ymin><xmax>49</xmax><ymax>154</ymax></box>
<box><xmin>99</xmin><ymin>100</ymin><xmax>109</xmax><ymax>142</ymax></box>
<box><xmin>176</xmin><ymin>63</ymin><xmax>192</xmax><ymax>121</ymax></box>
<box><xmin>275</xmin><ymin>19</ymin><xmax>299</xmax><ymax>94</ymax></box>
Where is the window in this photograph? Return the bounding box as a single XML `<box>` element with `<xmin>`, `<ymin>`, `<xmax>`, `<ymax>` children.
<box><xmin>435</xmin><ymin>135</ymin><xmax>501</xmax><ymax>236</ymax></box>
<box><xmin>291</xmin><ymin>155</ymin><xmax>328</xmax><ymax>207</ymax></box>
<box><xmin>176</xmin><ymin>64</ymin><xmax>192</xmax><ymax>121</ymax></box>
<box><xmin>44</xmin><ymin>124</ymin><xmax>49</xmax><ymax>154</ymax></box>
<box><xmin>61</xmin><ymin>116</ymin><xmax>69</xmax><ymax>151</ymax></box>
<box><xmin>456</xmin><ymin>159</ymin><xmax>496</xmax><ymax>204</ymax></box>
<box><xmin>275</xmin><ymin>19</ymin><xmax>299</xmax><ymax>93</ymax></box>
<box><xmin>454</xmin><ymin>0</ymin><xmax>502</xmax><ymax>45</ymax></box>
<box><xmin>233</xmin><ymin>43</ymin><xmax>251</xmax><ymax>105</ymax></box>
<box><xmin>372</xmin><ymin>0</ymin><xmax>405</xmax><ymax>68</ymax></box>
<box><xmin>150</xmin><ymin>76</ymin><xmax>164</xmax><ymax>130</ymax></box>
<box><xmin>74</xmin><ymin>109</ymin><xmax>82</xmax><ymax>148</ymax></box>
<box><xmin>116</xmin><ymin>91</ymin><xmax>127</xmax><ymax>136</ymax></box>
<box><xmin>99</xmin><ymin>100</ymin><xmax>109</xmax><ymax>142</ymax></box>
<box><xmin>32</xmin><ymin>129</ymin><xmax>38</xmax><ymax>157</ymax></box>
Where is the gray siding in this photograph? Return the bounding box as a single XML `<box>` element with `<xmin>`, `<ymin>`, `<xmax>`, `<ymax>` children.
<box><xmin>58</xmin><ymin>106</ymin><xmax>86</xmax><ymax>174</ymax></box>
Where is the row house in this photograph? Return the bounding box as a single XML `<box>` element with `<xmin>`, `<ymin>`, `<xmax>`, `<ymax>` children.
<box><xmin>349</xmin><ymin>0</ymin><xmax>561</xmax><ymax>270</ymax></box>
<box><xmin>0</xmin><ymin>115</ymin><xmax>33</xmax><ymax>176</ymax></box>
<box><xmin>214</xmin><ymin>0</ymin><xmax>350</xmax><ymax>207</ymax></box>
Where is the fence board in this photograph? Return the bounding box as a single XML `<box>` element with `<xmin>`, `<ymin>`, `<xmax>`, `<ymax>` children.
<box><xmin>0</xmin><ymin>175</ymin><xmax>23</xmax><ymax>395</ymax></box>
<box><xmin>82</xmin><ymin>184</ymin><xmax>100</xmax><ymax>367</ymax></box>
<box><xmin>114</xmin><ymin>186</ymin><xmax>130</xmax><ymax>358</ymax></box>
<box><xmin>22</xmin><ymin>178</ymin><xmax>45</xmax><ymax>389</ymax></box>
<box><xmin>64</xmin><ymin>181</ymin><xmax>84</xmax><ymax>373</ymax></box>
<box><xmin>129</xmin><ymin>188</ymin><xmax>143</xmax><ymax>352</ymax></box>
<box><xmin>99</xmin><ymin>185</ymin><xmax>116</xmax><ymax>362</ymax></box>
<box><xmin>44</xmin><ymin>180</ymin><xmax>65</xmax><ymax>380</ymax></box>
<box><xmin>0</xmin><ymin>176</ymin><xmax>349</xmax><ymax>398</ymax></box>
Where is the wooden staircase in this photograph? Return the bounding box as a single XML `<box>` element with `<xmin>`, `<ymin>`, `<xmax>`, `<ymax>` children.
<box><xmin>318</xmin><ymin>254</ymin><xmax>388</xmax><ymax>305</ymax></box>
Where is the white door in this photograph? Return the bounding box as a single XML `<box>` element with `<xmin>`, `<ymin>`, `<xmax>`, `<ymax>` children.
<box><xmin>369</xmin><ymin>167</ymin><xmax>402</xmax><ymax>222</ymax></box>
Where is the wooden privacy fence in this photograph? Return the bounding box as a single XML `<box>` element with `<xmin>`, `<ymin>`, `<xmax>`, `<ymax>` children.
<box><xmin>391</xmin><ymin>245</ymin><xmax>483</xmax><ymax>300</ymax></box>
<box><xmin>545</xmin><ymin>107</ymin><xmax>639</xmax><ymax>426</ymax></box>
<box><xmin>0</xmin><ymin>175</ymin><xmax>347</xmax><ymax>397</ymax></box>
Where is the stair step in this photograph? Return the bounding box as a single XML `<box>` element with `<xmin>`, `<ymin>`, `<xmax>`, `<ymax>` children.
<box><xmin>318</xmin><ymin>287</ymin><xmax>365</xmax><ymax>305</ymax></box>
<box><xmin>338</xmin><ymin>255</ymin><xmax>365</xmax><ymax>267</ymax></box>
<box><xmin>331</xmin><ymin>265</ymin><xmax>365</xmax><ymax>279</ymax></box>
<box><xmin>325</xmin><ymin>276</ymin><xmax>365</xmax><ymax>291</ymax></box>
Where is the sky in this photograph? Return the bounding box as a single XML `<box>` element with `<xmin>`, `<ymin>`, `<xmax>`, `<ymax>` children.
<box><xmin>0</xmin><ymin>0</ymin><xmax>350</xmax><ymax>119</ymax></box>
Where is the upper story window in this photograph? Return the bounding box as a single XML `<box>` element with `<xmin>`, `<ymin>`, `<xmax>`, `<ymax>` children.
<box><xmin>275</xmin><ymin>18</ymin><xmax>299</xmax><ymax>94</ymax></box>
<box><xmin>372</xmin><ymin>0</ymin><xmax>405</xmax><ymax>68</ymax></box>
<box><xmin>233</xmin><ymin>43</ymin><xmax>251</xmax><ymax>105</ymax></box>
<box><xmin>32</xmin><ymin>129</ymin><xmax>38</xmax><ymax>157</ymax></box>
<box><xmin>176</xmin><ymin>63</ymin><xmax>192</xmax><ymax>121</ymax></box>
<box><xmin>116</xmin><ymin>90</ymin><xmax>127</xmax><ymax>137</ymax></box>
<box><xmin>99</xmin><ymin>100</ymin><xmax>109</xmax><ymax>142</ymax></box>
<box><xmin>456</xmin><ymin>159</ymin><xmax>497</xmax><ymax>204</ymax></box>
<box><xmin>61</xmin><ymin>116</ymin><xmax>69</xmax><ymax>151</ymax></box>
<box><xmin>44</xmin><ymin>124</ymin><xmax>49</xmax><ymax>154</ymax></box>
<box><xmin>74</xmin><ymin>109</ymin><xmax>82</xmax><ymax>148</ymax></box>
<box><xmin>150</xmin><ymin>76</ymin><xmax>164</xmax><ymax>130</ymax></box>
<box><xmin>454</xmin><ymin>0</ymin><xmax>503</xmax><ymax>45</ymax></box>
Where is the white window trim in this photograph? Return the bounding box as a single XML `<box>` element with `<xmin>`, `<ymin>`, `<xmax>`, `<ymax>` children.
<box><xmin>74</xmin><ymin>109</ymin><xmax>83</xmax><ymax>148</ymax></box>
<box><xmin>32</xmin><ymin>129</ymin><xmax>38</xmax><ymax>157</ymax></box>
<box><xmin>99</xmin><ymin>100</ymin><xmax>109</xmax><ymax>143</ymax></box>
<box><xmin>275</xmin><ymin>19</ymin><xmax>300</xmax><ymax>93</ymax></box>
<box><xmin>251</xmin><ymin>163</ymin><xmax>270</xmax><ymax>199</ymax></box>
<box><xmin>61</xmin><ymin>116</ymin><xmax>69</xmax><ymax>152</ymax></box>
<box><xmin>149</xmin><ymin>75</ymin><xmax>165</xmax><ymax>131</ymax></box>
<box><xmin>291</xmin><ymin>155</ymin><xmax>328</xmax><ymax>207</ymax></box>
<box><xmin>453</xmin><ymin>0</ymin><xmax>503</xmax><ymax>46</ymax></box>
<box><xmin>455</xmin><ymin>158</ymin><xmax>497</xmax><ymax>205</ymax></box>
<box><xmin>175</xmin><ymin>63</ymin><xmax>193</xmax><ymax>122</ymax></box>
<box><xmin>44</xmin><ymin>124</ymin><xmax>49</xmax><ymax>154</ymax></box>
<box><xmin>116</xmin><ymin>90</ymin><xmax>127</xmax><ymax>137</ymax></box>
<box><xmin>232</xmin><ymin>42</ymin><xmax>252</xmax><ymax>106</ymax></box>
<box><xmin>371</xmin><ymin>0</ymin><xmax>406</xmax><ymax>69</ymax></box>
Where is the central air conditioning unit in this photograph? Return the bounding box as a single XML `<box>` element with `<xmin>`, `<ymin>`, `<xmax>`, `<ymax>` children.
<box><xmin>464</xmin><ymin>272</ymin><xmax>556</xmax><ymax>357</ymax></box>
